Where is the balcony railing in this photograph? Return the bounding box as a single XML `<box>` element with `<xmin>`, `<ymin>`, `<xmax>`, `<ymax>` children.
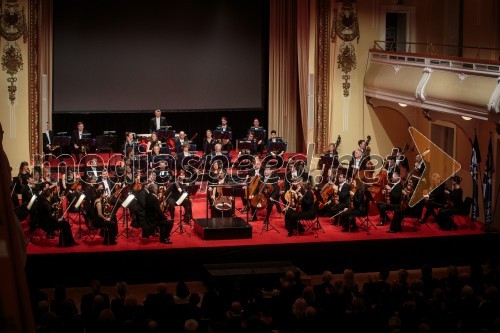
<box><xmin>373</xmin><ymin>40</ymin><xmax>500</xmax><ymax>63</ymax></box>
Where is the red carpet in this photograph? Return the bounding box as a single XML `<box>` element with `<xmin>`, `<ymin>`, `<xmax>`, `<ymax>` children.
<box><xmin>25</xmin><ymin>194</ymin><xmax>484</xmax><ymax>255</ymax></box>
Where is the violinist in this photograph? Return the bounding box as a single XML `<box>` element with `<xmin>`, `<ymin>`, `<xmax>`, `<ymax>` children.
<box><xmin>84</xmin><ymin>158</ymin><xmax>102</xmax><ymax>182</ymax></box>
<box><xmin>92</xmin><ymin>188</ymin><xmax>118</xmax><ymax>245</ymax></box>
<box><xmin>420</xmin><ymin>173</ymin><xmax>446</xmax><ymax>224</ymax></box>
<box><xmin>98</xmin><ymin>169</ymin><xmax>116</xmax><ymax>198</ymax></box>
<box><xmin>177</xmin><ymin>144</ymin><xmax>192</xmax><ymax>169</ymax></box>
<box><xmin>327</xmin><ymin>173</ymin><xmax>351</xmax><ymax>225</ymax></box>
<box><xmin>436</xmin><ymin>175</ymin><xmax>462</xmax><ymax>230</ymax></box>
<box><xmin>164</xmin><ymin>170</ymin><xmax>193</xmax><ymax>224</ymax></box>
<box><xmin>376</xmin><ymin>171</ymin><xmax>403</xmax><ymax>226</ymax></box>
<box><xmin>340</xmin><ymin>178</ymin><xmax>364</xmax><ymax>232</ymax></box>
<box><xmin>284</xmin><ymin>182</ymin><xmax>315</xmax><ymax>237</ymax></box>
<box><xmin>30</xmin><ymin>188</ymin><xmax>78</xmax><ymax>247</ymax></box>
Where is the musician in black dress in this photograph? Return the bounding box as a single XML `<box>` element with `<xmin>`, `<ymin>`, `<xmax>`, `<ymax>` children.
<box><xmin>421</xmin><ymin>173</ymin><xmax>446</xmax><ymax>224</ymax></box>
<box><xmin>30</xmin><ymin>189</ymin><xmax>78</xmax><ymax>247</ymax></box>
<box><xmin>284</xmin><ymin>182</ymin><xmax>315</xmax><ymax>237</ymax></box>
<box><xmin>377</xmin><ymin>171</ymin><xmax>403</xmax><ymax>225</ymax></box>
<box><xmin>436</xmin><ymin>176</ymin><xmax>462</xmax><ymax>230</ymax></box>
<box><xmin>91</xmin><ymin>188</ymin><xmax>118</xmax><ymax>245</ymax></box>
<box><xmin>203</xmin><ymin>129</ymin><xmax>215</xmax><ymax>155</ymax></box>
<box><xmin>145</xmin><ymin>183</ymin><xmax>173</xmax><ymax>244</ymax></box>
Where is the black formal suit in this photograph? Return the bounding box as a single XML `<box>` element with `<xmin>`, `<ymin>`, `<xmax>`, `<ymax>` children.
<box><xmin>84</xmin><ymin>165</ymin><xmax>103</xmax><ymax>181</ymax></box>
<box><xmin>437</xmin><ymin>188</ymin><xmax>462</xmax><ymax>230</ymax></box>
<box><xmin>176</xmin><ymin>151</ymin><xmax>192</xmax><ymax>169</ymax></box>
<box><xmin>285</xmin><ymin>189</ymin><xmax>316</xmax><ymax>235</ymax></box>
<box><xmin>33</xmin><ymin>196</ymin><xmax>76</xmax><ymax>246</ymax></box>
<box><xmin>71</xmin><ymin>130</ymin><xmax>90</xmax><ymax>159</ymax></box>
<box><xmin>390</xmin><ymin>199</ymin><xmax>425</xmax><ymax>232</ymax></box>
<box><xmin>327</xmin><ymin>182</ymin><xmax>351</xmax><ymax>223</ymax></box>
<box><xmin>216</xmin><ymin>125</ymin><xmax>232</xmax><ymax>132</ymax></box>
<box><xmin>396</xmin><ymin>156</ymin><xmax>410</xmax><ymax>172</ymax></box>
<box><xmin>42</xmin><ymin>130</ymin><xmax>56</xmax><ymax>155</ymax></box>
<box><xmin>341</xmin><ymin>188</ymin><xmax>365</xmax><ymax>231</ymax></box>
<box><xmin>249</xmin><ymin>175</ymin><xmax>281</xmax><ymax>222</ymax></box>
<box><xmin>150</xmin><ymin>116</ymin><xmax>168</xmax><ymax>133</ymax></box>
<box><xmin>421</xmin><ymin>183</ymin><xmax>446</xmax><ymax>223</ymax></box>
<box><xmin>348</xmin><ymin>157</ymin><xmax>367</xmax><ymax>180</ymax></box>
<box><xmin>165</xmin><ymin>181</ymin><xmax>192</xmax><ymax>223</ymax></box>
<box><xmin>174</xmin><ymin>138</ymin><xmax>188</xmax><ymax>154</ymax></box>
<box><xmin>134</xmin><ymin>188</ymin><xmax>150</xmax><ymax>237</ymax></box>
<box><xmin>377</xmin><ymin>181</ymin><xmax>403</xmax><ymax>224</ymax></box>
<box><xmin>145</xmin><ymin>192</ymin><xmax>173</xmax><ymax>242</ymax></box>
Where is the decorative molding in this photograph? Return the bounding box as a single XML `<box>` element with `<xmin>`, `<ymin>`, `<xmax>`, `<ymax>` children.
<box><xmin>415</xmin><ymin>67</ymin><xmax>433</xmax><ymax>102</ymax></box>
<box><xmin>457</xmin><ymin>73</ymin><xmax>468</xmax><ymax>81</ymax></box>
<box><xmin>28</xmin><ymin>0</ymin><xmax>40</xmax><ymax>156</ymax></box>
<box><xmin>314</xmin><ymin>0</ymin><xmax>330</xmax><ymax>154</ymax></box>
<box><xmin>487</xmin><ymin>77</ymin><xmax>500</xmax><ymax>114</ymax></box>
<box><xmin>393</xmin><ymin>65</ymin><xmax>401</xmax><ymax>74</ymax></box>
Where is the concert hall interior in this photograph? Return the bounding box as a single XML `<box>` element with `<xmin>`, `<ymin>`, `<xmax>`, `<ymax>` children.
<box><xmin>1</xmin><ymin>0</ymin><xmax>500</xmax><ymax>332</ymax></box>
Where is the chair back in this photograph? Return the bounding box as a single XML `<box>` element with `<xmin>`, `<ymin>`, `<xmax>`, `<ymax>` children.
<box><xmin>461</xmin><ymin>197</ymin><xmax>473</xmax><ymax>216</ymax></box>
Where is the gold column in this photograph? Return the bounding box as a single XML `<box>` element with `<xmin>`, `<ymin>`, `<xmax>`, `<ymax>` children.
<box><xmin>28</xmin><ymin>0</ymin><xmax>40</xmax><ymax>156</ymax></box>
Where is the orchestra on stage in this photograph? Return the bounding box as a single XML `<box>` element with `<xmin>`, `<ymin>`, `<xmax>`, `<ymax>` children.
<box><xmin>13</xmin><ymin>109</ymin><xmax>471</xmax><ymax>247</ymax></box>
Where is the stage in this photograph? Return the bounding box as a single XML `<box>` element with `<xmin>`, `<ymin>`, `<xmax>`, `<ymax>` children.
<box><xmin>24</xmin><ymin>193</ymin><xmax>498</xmax><ymax>288</ymax></box>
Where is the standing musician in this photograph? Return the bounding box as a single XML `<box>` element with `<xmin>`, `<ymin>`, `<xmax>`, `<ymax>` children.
<box><xmin>203</xmin><ymin>129</ymin><xmax>215</xmax><ymax>155</ymax></box>
<box><xmin>164</xmin><ymin>170</ymin><xmax>193</xmax><ymax>224</ymax></box>
<box><xmin>145</xmin><ymin>183</ymin><xmax>174</xmax><ymax>244</ymax></box>
<box><xmin>326</xmin><ymin>173</ymin><xmax>351</xmax><ymax>225</ymax></box>
<box><xmin>348</xmin><ymin>149</ymin><xmax>366</xmax><ymax>180</ymax></box>
<box><xmin>92</xmin><ymin>188</ymin><xmax>118</xmax><ymax>245</ymax></box>
<box><xmin>436</xmin><ymin>175</ymin><xmax>463</xmax><ymax>230</ymax></box>
<box><xmin>386</xmin><ymin>156</ymin><xmax>398</xmax><ymax>180</ymax></box>
<box><xmin>284</xmin><ymin>182</ymin><xmax>315</xmax><ymax>237</ymax></box>
<box><xmin>71</xmin><ymin>122</ymin><xmax>89</xmax><ymax>161</ymax></box>
<box><xmin>30</xmin><ymin>188</ymin><xmax>78</xmax><ymax>247</ymax></box>
<box><xmin>248</xmin><ymin>167</ymin><xmax>281</xmax><ymax>223</ymax></box>
<box><xmin>358</xmin><ymin>139</ymin><xmax>370</xmax><ymax>158</ymax></box>
<box><xmin>420</xmin><ymin>173</ymin><xmax>447</xmax><ymax>224</ymax></box>
<box><xmin>410</xmin><ymin>153</ymin><xmax>426</xmax><ymax>186</ymax></box>
<box><xmin>133</xmin><ymin>175</ymin><xmax>152</xmax><ymax>238</ymax></box>
<box><xmin>340</xmin><ymin>178</ymin><xmax>364</xmax><ymax>232</ymax></box>
<box><xmin>150</xmin><ymin>109</ymin><xmax>168</xmax><ymax>133</ymax></box>
<box><xmin>43</xmin><ymin>122</ymin><xmax>60</xmax><ymax>159</ymax></box>
<box><xmin>395</xmin><ymin>147</ymin><xmax>410</xmax><ymax>173</ymax></box>
<box><xmin>377</xmin><ymin>170</ymin><xmax>403</xmax><ymax>226</ymax></box>
<box><xmin>324</xmin><ymin>143</ymin><xmax>338</xmax><ymax>157</ymax></box>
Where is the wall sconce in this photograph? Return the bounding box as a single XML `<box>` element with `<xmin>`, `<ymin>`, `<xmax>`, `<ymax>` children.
<box><xmin>461</xmin><ymin>116</ymin><xmax>472</xmax><ymax>121</ymax></box>
<box><xmin>398</xmin><ymin>103</ymin><xmax>407</xmax><ymax>107</ymax></box>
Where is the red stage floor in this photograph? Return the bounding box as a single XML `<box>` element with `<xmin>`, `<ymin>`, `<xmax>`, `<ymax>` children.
<box><xmin>25</xmin><ymin>194</ymin><xmax>484</xmax><ymax>255</ymax></box>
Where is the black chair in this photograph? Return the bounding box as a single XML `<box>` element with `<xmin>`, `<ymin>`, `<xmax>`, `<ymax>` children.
<box><xmin>454</xmin><ymin>196</ymin><xmax>473</xmax><ymax>226</ymax></box>
<box><xmin>299</xmin><ymin>205</ymin><xmax>322</xmax><ymax>238</ymax></box>
<box><xmin>401</xmin><ymin>201</ymin><xmax>425</xmax><ymax>232</ymax></box>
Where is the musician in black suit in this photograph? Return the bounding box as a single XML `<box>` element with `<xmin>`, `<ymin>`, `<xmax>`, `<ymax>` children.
<box><xmin>284</xmin><ymin>182</ymin><xmax>316</xmax><ymax>237</ymax></box>
<box><xmin>165</xmin><ymin>171</ymin><xmax>192</xmax><ymax>224</ymax></box>
<box><xmin>84</xmin><ymin>157</ymin><xmax>103</xmax><ymax>182</ymax></box>
<box><xmin>174</xmin><ymin>131</ymin><xmax>188</xmax><ymax>154</ymax></box>
<box><xmin>216</xmin><ymin>116</ymin><xmax>231</xmax><ymax>132</ymax></box>
<box><xmin>150</xmin><ymin>109</ymin><xmax>168</xmax><ymax>133</ymax></box>
<box><xmin>347</xmin><ymin>149</ymin><xmax>367</xmax><ymax>180</ymax></box>
<box><xmin>71</xmin><ymin>122</ymin><xmax>89</xmax><ymax>161</ymax></box>
<box><xmin>326</xmin><ymin>173</ymin><xmax>351</xmax><ymax>224</ymax></box>
<box><xmin>388</xmin><ymin>182</ymin><xmax>424</xmax><ymax>233</ymax></box>
<box><xmin>31</xmin><ymin>188</ymin><xmax>78</xmax><ymax>247</ymax></box>
<box><xmin>377</xmin><ymin>171</ymin><xmax>403</xmax><ymax>225</ymax></box>
<box><xmin>436</xmin><ymin>175</ymin><xmax>462</xmax><ymax>230</ymax></box>
<box><xmin>154</xmin><ymin>160</ymin><xmax>172</xmax><ymax>185</ymax></box>
<box><xmin>248</xmin><ymin>118</ymin><xmax>266</xmax><ymax>155</ymax></box>
<box><xmin>421</xmin><ymin>173</ymin><xmax>447</xmax><ymax>224</ymax></box>
<box><xmin>395</xmin><ymin>148</ymin><xmax>410</xmax><ymax>173</ymax></box>
<box><xmin>42</xmin><ymin>122</ymin><xmax>60</xmax><ymax>159</ymax></box>
<box><xmin>266</xmin><ymin>130</ymin><xmax>285</xmax><ymax>158</ymax></box>
<box><xmin>145</xmin><ymin>184</ymin><xmax>173</xmax><ymax>244</ymax></box>
<box><xmin>239</xmin><ymin>131</ymin><xmax>258</xmax><ymax>156</ymax></box>
<box><xmin>176</xmin><ymin>144</ymin><xmax>192</xmax><ymax>169</ymax></box>
<box><xmin>340</xmin><ymin>178</ymin><xmax>364</xmax><ymax>232</ymax></box>
<box><xmin>248</xmin><ymin>167</ymin><xmax>281</xmax><ymax>223</ymax></box>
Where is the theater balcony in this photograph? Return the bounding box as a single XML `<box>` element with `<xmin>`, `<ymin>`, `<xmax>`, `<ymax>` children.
<box><xmin>364</xmin><ymin>41</ymin><xmax>500</xmax><ymax>122</ymax></box>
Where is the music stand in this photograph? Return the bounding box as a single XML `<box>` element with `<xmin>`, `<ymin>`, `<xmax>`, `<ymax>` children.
<box><xmin>358</xmin><ymin>189</ymin><xmax>377</xmax><ymax>233</ymax></box>
<box><xmin>249</xmin><ymin>128</ymin><xmax>267</xmax><ymax>142</ymax></box>
<box><xmin>171</xmin><ymin>185</ymin><xmax>199</xmax><ymax>236</ymax></box>
<box><xmin>117</xmin><ymin>193</ymin><xmax>137</xmax><ymax>239</ymax></box>
<box><xmin>214</xmin><ymin>130</ymin><xmax>232</xmax><ymax>141</ymax></box>
<box><xmin>238</xmin><ymin>140</ymin><xmax>257</xmax><ymax>155</ymax></box>
<box><xmin>204</xmin><ymin>142</ymin><xmax>216</xmax><ymax>155</ymax></box>
<box><xmin>72</xmin><ymin>194</ymin><xmax>87</xmax><ymax>239</ymax></box>
<box><xmin>157</xmin><ymin>129</ymin><xmax>175</xmax><ymax>143</ymax></box>
<box><xmin>267</xmin><ymin>141</ymin><xmax>287</xmax><ymax>155</ymax></box>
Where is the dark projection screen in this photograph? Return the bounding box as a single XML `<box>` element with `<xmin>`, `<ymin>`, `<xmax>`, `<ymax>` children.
<box><xmin>53</xmin><ymin>0</ymin><xmax>264</xmax><ymax>113</ymax></box>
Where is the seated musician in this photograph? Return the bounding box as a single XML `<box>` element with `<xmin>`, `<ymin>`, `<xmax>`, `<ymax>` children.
<box><xmin>30</xmin><ymin>188</ymin><xmax>78</xmax><ymax>247</ymax></box>
<box><xmin>358</xmin><ymin>139</ymin><xmax>370</xmax><ymax>158</ymax></box>
<box><xmin>91</xmin><ymin>188</ymin><xmax>118</xmax><ymax>245</ymax></box>
<box><xmin>436</xmin><ymin>175</ymin><xmax>462</xmax><ymax>230</ymax></box>
<box><xmin>203</xmin><ymin>129</ymin><xmax>215</xmax><ymax>154</ymax></box>
<box><xmin>164</xmin><ymin>170</ymin><xmax>193</xmax><ymax>224</ymax></box>
<box><xmin>71</xmin><ymin>122</ymin><xmax>89</xmax><ymax>161</ymax></box>
<box><xmin>99</xmin><ymin>169</ymin><xmax>116</xmax><ymax>198</ymax></box>
<box><xmin>177</xmin><ymin>144</ymin><xmax>192</xmax><ymax>169</ymax></box>
<box><xmin>238</xmin><ymin>131</ymin><xmax>257</xmax><ymax>156</ymax></box>
<box><xmin>284</xmin><ymin>181</ymin><xmax>315</xmax><ymax>237</ymax></box>
<box><xmin>212</xmin><ymin>143</ymin><xmax>225</xmax><ymax>156</ymax></box>
<box><xmin>146</xmin><ymin>132</ymin><xmax>161</xmax><ymax>154</ymax></box>
<box><xmin>123</xmin><ymin>132</ymin><xmax>136</xmax><ymax>155</ymax></box>
<box><xmin>340</xmin><ymin>178</ymin><xmax>364</xmax><ymax>232</ymax></box>
<box><xmin>149</xmin><ymin>144</ymin><xmax>162</xmax><ymax>168</ymax></box>
<box><xmin>249</xmin><ymin>118</ymin><xmax>265</xmax><ymax>155</ymax></box>
<box><xmin>420</xmin><ymin>173</ymin><xmax>447</xmax><ymax>224</ymax></box>
<box><xmin>154</xmin><ymin>160</ymin><xmax>172</xmax><ymax>185</ymax></box>
<box><xmin>326</xmin><ymin>173</ymin><xmax>351</xmax><ymax>224</ymax></box>
<box><xmin>221</xmin><ymin>138</ymin><xmax>233</xmax><ymax>154</ymax></box>
<box><xmin>208</xmin><ymin>162</ymin><xmax>233</xmax><ymax>215</ymax></box>
<box><xmin>267</xmin><ymin>130</ymin><xmax>284</xmax><ymax>158</ymax></box>
<box><xmin>216</xmin><ymin>116</ymin><xmax>231</xmax><ymax>132</ymax></box>
<box><xmin>248</xmin><ymin>167</ymin><xmax>281</xmax><ymax>223</ymax></box>
<box><xmin>388</xmin><ymin>182</ymin><xmax>424</xmax><ymax>233</ymax></box>
<box><xmin>411</xmin><ymin>153</ymin><xmax>426</xmax><ymax>186</ymax></box>
<box><xmin>348</xmin><ymin>149</ymin><xmax>366</xmax><ymax>180</ymax></box>
<box><xmin>324</xmin><ymin>143</ymin><xmax>338</xmax><ymax>158</ymax></box>
<box><xmin>84</xmin><ymin>157</ymin><xmax>102</xmax><ymax>181</ymax></box>
<box><xmin>145</xmin><ymin>183</ymin><xmax>174</xmax><ymax>244</ymax></box>
<box><xmin>377</xmin><ymin>170</ymin><xmax>403</xmax><ymax>226</ymax></box>
<box><xmin>395</xmin><ymin>147</ymin><xmax>410</xmax><ymax>173</ymax></box>
<box><xmin>386</xmin><ymin>156</ymin><xmax>398</xmax><ymax>180</ymax></box>
<box><xmin>174</xmin><ymin>131</ymin><xmax>188</xmax><ymax>154</ymax></box>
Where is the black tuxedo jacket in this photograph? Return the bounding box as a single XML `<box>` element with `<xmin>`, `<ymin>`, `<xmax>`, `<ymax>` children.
<box><xmin>174</xmin><ymin>138</ymin><xmax>188</xmax><ymax>153</ymax></box>
<box><xmin>389</xmin><ymin>182</ymin><xmax>403</xmax><ymax>205</ymax></box>
<box><xmin>71</xmin><ymin>130</ymin><xmax>89</xmax><ymax>147</ymax></box>
<box><xmin>150</xmin><ymin>116</ymin><xmax>168</xmax><ymax>133</ymax></box>
<box><xmin>216</xmin><ymin>125</ymin><xmax>232</xmax><ymax>132</ymax></box>
<box><xmin>145</xmin><ymin>193</ymin><xmax>166</xmax><ymax>225</ymax></box>
<box><xmin>336</xmin><ymin>182</ymin><xmax>352</xmax><ymax>205</ymax></box>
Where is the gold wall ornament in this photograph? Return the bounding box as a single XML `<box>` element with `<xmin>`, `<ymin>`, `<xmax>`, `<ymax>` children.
<box><xmin>0</xmin><ymin>0</ymin><xmax>27</xmax><ymax>105</ymax></box>
<box><xmin>337</xmin><ymin>42</ymin><xmax>356</xmax><ymax>97</ymax></box>
<box><xmin>331</xmin><ymin>0</ymin><xmax>360</xmax><ymax>98</ymax></box>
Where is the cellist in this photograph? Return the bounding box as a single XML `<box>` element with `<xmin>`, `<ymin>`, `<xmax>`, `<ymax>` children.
<box><xmin>248</xmin><ymin>167</ymin><xmax>280</xmax><ymax>223</ymax></box>
<box><xmin>284</xmin><ymin>181</ymin><xmax>315</xmax><ymax>237</ymax></box>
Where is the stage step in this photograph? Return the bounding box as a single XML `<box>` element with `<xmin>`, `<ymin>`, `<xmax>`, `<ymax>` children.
<box><xmin>193</xmin><ymin>217</ymin><xmax>252</xmax><ymax>240</ymax></box>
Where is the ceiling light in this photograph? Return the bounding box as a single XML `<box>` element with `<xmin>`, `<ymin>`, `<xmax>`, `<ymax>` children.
<box><xmin>461</xmin><ymin>116</ymin><xmax>472</xmax><ymax>121</ymax></box>
<box><xmin>398</xmin><ymin>103</ymin><xmax>407</xmax><ymax>107</ymax></box>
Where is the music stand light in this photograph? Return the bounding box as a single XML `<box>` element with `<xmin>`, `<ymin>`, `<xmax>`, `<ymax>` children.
<box><xmin>118</xmin><ymin>194</ymin><xmax>137</xmax><ymax>239</ymax></box>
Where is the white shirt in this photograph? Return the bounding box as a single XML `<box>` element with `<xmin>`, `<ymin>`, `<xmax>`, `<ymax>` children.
<box><xmin>79</xmin><ymin>131</ymin><xmax>83</xmax><ymax>139</ymax></box>
<box><xmin>156</xmin><ymin>117</ymin><xmax>161</xmax><ymax>130</ymax></box>
<box><xmin>46</xmin><ymin>132</ymin><xmax>51</xmax><ymax>145</ymax></box>
<box><xmin>103</xmin><ymin>179</ymin><xmax>110</xmax><ymax>195</ymax></box>
<box><xmin>221</xmin><ymin>125</ymin><xmax>227</xmax><ymax>131</ymax></box>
